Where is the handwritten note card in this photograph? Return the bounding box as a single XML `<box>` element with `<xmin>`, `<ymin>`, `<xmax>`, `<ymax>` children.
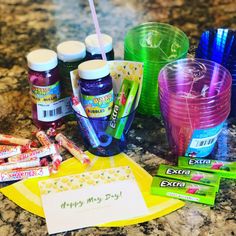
<box><xmin>39</xmin><ymin>166</ymin><xmax>148</xmax><ymax>234</ymax></box>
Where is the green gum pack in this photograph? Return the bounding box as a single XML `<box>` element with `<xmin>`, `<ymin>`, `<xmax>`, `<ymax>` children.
<box><xmin>178</xmin><ymin>156</ymin><xmax>236</xmax><ymax>179</ymax></box>
<box><xmin>151</xmin><ymin>176</ymin><xmax>216</xmax><ymax>205</ymax></box>
<box><xmin>157</xmin><ymin>164</ymin><xmax>220</xmax><ymax>191</ymax></box>
<box><xmin>106</xmin><ymin>78</ymin><xmax>139</xmax><ymax>139</ymax></box>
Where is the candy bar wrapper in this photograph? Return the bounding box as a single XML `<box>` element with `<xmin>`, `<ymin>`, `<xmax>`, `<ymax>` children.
<box><xmin>178</xmin><ymin>156</ymin><xmax>236</xmax><ymax>179</ymax></box>
<box><xmin>157</xmin><ymin>164</ymin><xmax>220</xmax><ymax>191</ymax></box>
<box><xmin>8</xmin><ymin>144</ymin><xmax>58</xmax><ymax>163</ymax></box>
<box><xmin>151</xmin><ymin>176</ymin><xmax>216</xmax><ymax>206</ymax></box>
<box><xmin>0</xmin><ymin>166</ymin><xmax>50</xmax><ymax>182</ymax></box>
<box><xmin>0</xmin><ymin>145</ymin><xmax>22</xmax><ymax>159</ymax></box>
<box><xmin>106</xmin><ymin>78</ymin><xmax>139</xmax><ymax>139</ymax></box>
<box><xmin>0</xmin><ymin>158</ymin><xmax>40</xmax><ymax>171</ymax></box>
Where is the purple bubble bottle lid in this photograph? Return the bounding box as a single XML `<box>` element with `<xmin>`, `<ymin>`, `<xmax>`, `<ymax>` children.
<box><xmin>26</xmin><ymin>48</ymin><xmax>64</xmax><ymax>130</ymax></box>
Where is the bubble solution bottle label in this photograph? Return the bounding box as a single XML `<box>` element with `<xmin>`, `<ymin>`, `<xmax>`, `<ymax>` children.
<box><xmin>81</xmin><ymin>90</ymin><xmax>113</xmax><ymax>118</ymax></box>
<box><xmin>27</xmin><ymin>49</ymin><xmax>66</xmax><ymax>129</ymax></box>
<box><xmin>78</xmin><ymin>60</ymin><xmax>114</xmax><ymax>121</ymax></box>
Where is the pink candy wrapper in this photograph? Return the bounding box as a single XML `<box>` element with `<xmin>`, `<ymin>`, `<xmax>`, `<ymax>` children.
<box><xmin>0</xmin><ymin>166</ymin><xmax>50</xmax><ymax>182</ymax></box>
<box><xmin>36</xmin><ymin>131</ymin><xmax>62</xmax><ymax>170</ymax></box>
<box><xmin>0</xmin><ymin>157</ymin><xmax>40</xmax><ymax>171</ymax></box>
<box><xmin>0</xmin><ymin>145</ymin><xmax>22</xmax><ymax>159</ymax></box>
<box><xmin>0</xmin><ymin>133</ymin><xmax>36</xmax><ymax>147</ymax></box>
<box><xmin>8</xmin><ymin>144</ymin><xmax>58</xmax><ymax>163</ymax></box>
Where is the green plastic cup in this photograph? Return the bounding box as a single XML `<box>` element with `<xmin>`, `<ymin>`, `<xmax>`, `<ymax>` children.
<box><xmin>124</xmin><ymin>22</ymin><xmax>189</xmax><ymax>117</ymax></box>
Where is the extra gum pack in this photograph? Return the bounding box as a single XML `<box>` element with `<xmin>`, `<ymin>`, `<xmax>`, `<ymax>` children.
<box><xmin>178</xmin><ymin>156</ymin><xmax>236</xmax><ymax>179</ymax></box>
<box><xmin>156</xmin><ymin>164</ymin><xmax>221</xmax><ymax>191</ymax></box>
<box><xmin>151</xmin><ymin>176</ymin><xmax>217</xmax><ymax>205</ymax></box>
<box><xmin>106</xmin><ymin>78</ymin><xmax>139</xmax><ymax>139</ymax></box>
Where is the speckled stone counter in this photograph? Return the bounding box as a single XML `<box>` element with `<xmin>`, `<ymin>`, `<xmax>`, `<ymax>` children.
<box><xmin>0</xmin><ymin>0</ymin><xmax>236</xmax><ymax>235</ymax></box>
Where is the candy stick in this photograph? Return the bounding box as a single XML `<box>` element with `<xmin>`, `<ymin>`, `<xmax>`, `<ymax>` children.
<box><xmin>72</xmin><ymin>97</ymin><xmax>100</xmax><ymax>148</ymax></box>
<box><xmin>0</xmin><ymin>166</ymin><xmax>50</xmax><ymax>182</ymax></box>
<box><xmin>7</xmin><ymin>144</ymin><xmax>58</xmax><ymax>163</ymax></box>
<box><xmin>0</xmin><ymin>133</ymin><xmax>37</xmax><ymax>147</ymax></box>
<box><xmin>0</xmin><ymin>157</ymin><xmax>40</xmax><ymax>171</ymax></box>
<box><xmin>88</xmin><ymin>0</ymin><xmax>107</xmax><ymax>61</ymax></box>
<box><xmin>55</xmin><ymin>133</ymin><xmax>90</xmax><ymax>164</ymax></box>
<box><xmin>36</xmin><ymin>131</ymin><xmax>62</xmax><ymax>170</ymax></box>
<box><xmin>0</xmin><ymin>145</ymin><xmax>23</xmax><ymax>159</ymax></box>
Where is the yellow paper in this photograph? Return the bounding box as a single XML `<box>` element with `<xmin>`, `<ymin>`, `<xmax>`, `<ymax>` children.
<box><xmin>0</xmin><ymin>152</ymin><xmax>184</xmax><ymax>226</ymax></box>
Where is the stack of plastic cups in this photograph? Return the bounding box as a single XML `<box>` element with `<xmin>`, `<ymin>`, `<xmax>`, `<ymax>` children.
<box><xmin>124</xmin><ymin>22</ymin><xmax>189</xmax><ymax>117</ymax></box>
<box><xmin>196</xmin><ymin>29</ymin><xmax>236</xmax><ymax>117</ymax></box>
<box><xmin>158</xmin><ymin>58</ymin><xmax>232</xmax><ymax>157</ymax></box>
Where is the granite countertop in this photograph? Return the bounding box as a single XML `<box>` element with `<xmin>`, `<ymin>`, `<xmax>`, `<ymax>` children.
<box><xmin>0</xmin><ymin>0</ymin><xmax>236</xmax><ymax>235</ymax></box>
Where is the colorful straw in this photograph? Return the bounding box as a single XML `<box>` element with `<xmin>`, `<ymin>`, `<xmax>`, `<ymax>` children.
<box><xmin>88</xmin><ymin>0</ymin><xmax>107</xmax><ymax>61</ymax></box>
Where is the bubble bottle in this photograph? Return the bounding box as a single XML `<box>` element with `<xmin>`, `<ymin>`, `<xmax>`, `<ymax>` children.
<box><xmin>85</xmin><ymin>34</ymin><xmax>114</xmax><ymax>60</ymax></box>
<box><xmin>78</xmin><ymin>60</ymin><xmax>113</xmax><ymax>131</ymax></box>
<box><xmin>57</xmin><ymin>40</ymin><xmax>86</xmax><ymax>98</ymax></box>
<box><xmin>27</xmin><ymin>49</ymin><xmax>63</xmax><ymax>130</ymax></box>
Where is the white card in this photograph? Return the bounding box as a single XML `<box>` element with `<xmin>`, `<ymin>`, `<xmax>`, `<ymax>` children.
<box><xmin>39</xmin><ymin>166</ymin><xmax>148</xmax><ymax>234</ymax></box>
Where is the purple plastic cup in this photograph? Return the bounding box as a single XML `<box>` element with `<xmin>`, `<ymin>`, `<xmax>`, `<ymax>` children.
<box><xmin>159</xmin><ymin>90</ymin><xmax>231</xmax><ymax>111</ymax></box>
<box><xmin>158</xmin><ymin>58</ymin><xmax>232</xmax><ymax>157</ymax></box>
<box><xmin>159</xmin><ymin>95</ymin><xmax>231</xmax><ymax>118</ymax></box>
<box><xmin>161</xmin><ymin>106</ymin><xmax>229</xmax><ymax>127</ymax></box>
<box><xmin>160</xmin><ymin>103</ymin><xmax>230</xmax><ymax>123</ymax></box>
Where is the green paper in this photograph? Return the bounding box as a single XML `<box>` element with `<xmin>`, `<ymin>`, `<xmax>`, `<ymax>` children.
<box><xmin>151</xmin><ymin>176</ymin><xmax>216</xmax><ymax>206</ymax></box>
<box><xmin>157</xmin><ymin>164</ymin><xmax>220</xmax><ymax>191</ymax></box>
<box><xmin>178</xmin><ymin>156</ymin><xmax>236</xmax><ymax>179</ymax></box>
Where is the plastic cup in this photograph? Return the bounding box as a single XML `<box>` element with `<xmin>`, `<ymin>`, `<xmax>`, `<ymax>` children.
<box><xmin>160</xmin><ymin>102</ymin><xmax>230</xmax><ymax>122</ymax></box>
<box><xmin>72</xmin><ymin>104</ymin><xmax>136</xmax><ymax>157</ymax></box>
<box><xmin>196</xmin><ymin>28</ymin><xmax>236</xmax><ymax>117</ymax></box>
<box><xmin>230</xmin><ymin>85</ymin><xmax>236</xmax><ymax>117</ymax></box>
<box><xmin>160</xmin><ymin>96</ymin><xmax>230</xmax><ymax>124</ymax></box>
<box><xmin>161</xmin><ymin>106</ymin><xmax>230</xmax><ymax>127</ymax></box>
<box><xmin>159</xmin><ymin>88</ymin><xmax>231</xmax><ymax>108</ymax></box>
<box><xmin>162</xmin><ymin>119</ymin><xmax>227</xmax><ymax>157</ymax></box>
<box><xmin>124</xmin><ymin>22</ymin><xmax>189</xmax><ymax>117</ymax></box>
<box><xmin>161</xmin><ymin>106</ymin><xmax>229</xmax><ymax>157</ymax></box>
<box><xmin>158</xmin><ymin>58</ymin><xmax>231</xmax><ymax>157</ymax></box>
<box><xmin>159</xmin><ymin>92</ymin><xmax>231</xmax><ymax>114</ymax></box>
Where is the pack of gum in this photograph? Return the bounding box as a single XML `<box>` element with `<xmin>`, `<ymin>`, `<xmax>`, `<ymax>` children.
<box><xmin>106</xmin><ymin>78</ymin><xmax>139</xmax><ymax>139</ymax></box>
<box><xmin>157</xmin><ymin>164</ymin><xmax>220</xmax><ymax>191</ymax></box>
<box><xmin>151</xmin><ymin>176</ymin><xmax>217</xmax><ymax>205</ymax></box>
<box><xmin>178</xmin><ymin>156</ymin><xmax>236</xmax><ymax>179</ymax></box>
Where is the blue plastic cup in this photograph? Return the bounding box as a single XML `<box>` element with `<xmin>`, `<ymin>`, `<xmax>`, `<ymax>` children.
<box><xmin>72</xmin><ymin>103</ymin><xmax>136</xmax><ymax>157</ymax></box>
<box><xmin>196</xmin><ymin>28</ymin><xmax>236</xmax><ymax>117</ymax></box>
